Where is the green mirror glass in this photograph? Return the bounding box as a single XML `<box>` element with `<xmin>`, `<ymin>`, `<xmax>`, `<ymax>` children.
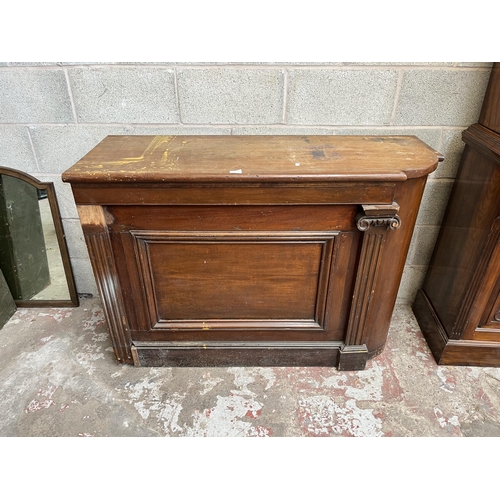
<box><xmin>0</xmin><ymin>166</ymin><xmax>78</xmax><ymax>307</ymax></box>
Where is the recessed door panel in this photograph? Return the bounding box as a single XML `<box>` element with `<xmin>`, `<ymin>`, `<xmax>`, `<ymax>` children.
<box><xmin>133</xmin><ymin>231</ymin><xmax>335</xmax><ymax>331</ymax></box>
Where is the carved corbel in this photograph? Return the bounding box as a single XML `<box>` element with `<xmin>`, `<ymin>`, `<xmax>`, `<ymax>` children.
<box><xmin>356</xmin><ymin>203</ymin><xmax>401</xmax><ymax>232</ymax></box>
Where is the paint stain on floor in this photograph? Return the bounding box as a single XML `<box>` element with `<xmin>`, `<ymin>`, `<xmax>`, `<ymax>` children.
<box><xmin>2</xmin><ymin>298</ymin><xmax>500</xmax><ymax>437</ymax></box>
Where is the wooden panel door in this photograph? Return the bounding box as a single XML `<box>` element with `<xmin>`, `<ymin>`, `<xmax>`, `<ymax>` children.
<box><xmin>108</xmin><ymin>205</ymin><xmax>360</xmax><ymax>343</ymax></box>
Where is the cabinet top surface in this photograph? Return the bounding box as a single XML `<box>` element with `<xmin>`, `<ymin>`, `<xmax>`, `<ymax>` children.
<box><xmin>62</xmin><ymin>135</ymin><xmax>441</xmax><ymax>184</ymax></box>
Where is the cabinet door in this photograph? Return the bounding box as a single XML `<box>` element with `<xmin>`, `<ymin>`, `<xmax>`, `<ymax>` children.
<box><xmin>481</xmin><ymin>288</ymin><xmax>500</xmax><ymax>330</ymax></box>
<box><xmin>461</xmin><ymin>217</ymin><xmax>500</xmax><ymax>341</ymax></box>
<box><xmin>108</xmin><ymin>205</ymin><xmax>360</xmax><ymax>343</ymax></box>
<box><xmin>476</xmin><ymin>271</ymin><xmax>500</xmax><ymax>336</ymax></box>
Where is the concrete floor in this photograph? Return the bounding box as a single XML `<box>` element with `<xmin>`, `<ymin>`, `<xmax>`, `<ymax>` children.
<box><xmin>1</xmin><ymin>298</ymin><xmax>500</xmax><ymax>437</ymax></box>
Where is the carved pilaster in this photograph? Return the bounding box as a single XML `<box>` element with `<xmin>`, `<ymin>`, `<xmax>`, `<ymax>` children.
<box><xmin>345</xmin><ymin>203</ymin><xmax>401</xmax><ymax>348</ymax></box>
<box><xmin>78</xmin><ymin>205</ymin><xmax>133</xmax><ymax>364</ymax></box>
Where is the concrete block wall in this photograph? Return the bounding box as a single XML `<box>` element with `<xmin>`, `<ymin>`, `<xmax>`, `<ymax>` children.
<box><xmin>0</xmin><ymin>62</ymin><xmax>493</xmax><ymax>302</ymax></box>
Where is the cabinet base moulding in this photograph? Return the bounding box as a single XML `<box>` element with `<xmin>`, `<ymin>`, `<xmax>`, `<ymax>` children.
<box><xmin>130</xmin><ymin>341</ymin><xmax>372</xmax><ymax>369</ymax></box>
<box><xmin>413</xmin><ymin>290</ymin><xmax>500</xmax><ymax>367</ymax></box>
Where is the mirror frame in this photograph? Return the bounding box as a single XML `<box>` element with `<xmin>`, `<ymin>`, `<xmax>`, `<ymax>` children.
<box><xmin>0</xmin><ymin>166</ymin><xmax>79</xmax><ymax>307</ymax></box>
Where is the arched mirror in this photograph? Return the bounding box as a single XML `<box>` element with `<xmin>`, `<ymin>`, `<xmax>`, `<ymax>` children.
<box><xmin>0</xmin><ymin>166</ymin><xmax>79</xmax><ymax>307</ymax></box>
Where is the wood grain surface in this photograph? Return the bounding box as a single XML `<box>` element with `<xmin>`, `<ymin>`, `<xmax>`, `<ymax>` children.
<box><xmin>62</xmin><ymin>135</ymin><xmax>441</xmax><ymax>183</ymax></box>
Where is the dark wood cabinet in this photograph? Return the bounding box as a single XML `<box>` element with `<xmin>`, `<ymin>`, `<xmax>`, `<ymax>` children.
<box><xmin>63</xmin><ymin>135</ymin><xmax>441</xmax><ymax>369</ymax></box>
<box><xmin>413</xmin><ymin>63</ymin><xmax>500</xmax><ymax>366</ymax></box>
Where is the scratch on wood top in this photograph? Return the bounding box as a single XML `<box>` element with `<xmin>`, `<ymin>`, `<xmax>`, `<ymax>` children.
<box><xmin>62</xmin><ymin>135</ymin><xmax>442</xmax><ymax>184</ymax></box>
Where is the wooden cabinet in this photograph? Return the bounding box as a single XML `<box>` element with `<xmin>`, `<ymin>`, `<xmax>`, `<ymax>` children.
<box><xmin>413</xmin><ymin>63</ymin><xmax>500</xmax><ymax>366</ymax></box>
<box><xmin>63</xmin><ymin>135</ymin><xmax>440</xmax><ymax>369</ymax></box>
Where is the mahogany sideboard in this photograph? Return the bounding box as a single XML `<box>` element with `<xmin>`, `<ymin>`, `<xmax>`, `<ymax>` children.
<box><xmin>62</xmin><ymin>135</ymin><xmax>441</xmax><ymax>369</ymax></box>
<box><xmin>413</xmin><ymin>63</ymin><xmax>500</xmax><ymax>366</ymax></box>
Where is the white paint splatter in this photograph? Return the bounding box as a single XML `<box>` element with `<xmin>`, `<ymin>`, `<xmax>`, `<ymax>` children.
<box><xmin>344</xmin><ymin>362</ymin><xmax>385</xmax><ymax>401</ymax></box>
<box><xmin>25</xmin><ymin>385</ymin><xmax>57</xmax><ymax>413</ymax></box>
<box><xmin>157</xmin><ymin>398</ymin><xmax>184</xmax><ymax>434</ymax></box>
<box><xmin>321</xmin><ymin>372</ymin><xmax>348</xmax><ymax>389</ymax></box>
<box><xmin>227</xmin><ymin>367</ymin><xmax>257</xmax><ymax>396</ymax></box>
<box><xmin>436</xmin><ymin>367</ymin><xmax>456</xmax><ymax>393</ymax></box>
<box><xmin>10</xmin><ymin>310</ymin><xmax>30</xmax><ymax>323</ymax></box>
<box><xmin>111</xmin><ymin>367</ymin><xmax>128</xmax><ymax>378</ymax></box>
<box><xmin>37</xmin><ymin>310</ymin><xmax>73</xmax><ymax>324</ymax></box>
<box><xmin>200</xmin><ymin>376</ymin><xmax>224</xmax><ymax>396</ymax></box>
<box><xmin>75</xmin><ymin>344</ymin><xmax>105</xmax><ymax>375</ymax></box>
<box><xmin>415</xmin><ymin>351</ymin><xmax>429</xmax><ymax>360</ymax></box>
<box><xmin>122</xmin><ymin>376</ymin><xmax>185</xmax><ymax>434</ymax></box>
<box><xmin>186</xmin><ymin>394</ymin><xmax>264</xmax><ymax>437</ymax></box>
<box><xmin>483</xmin><ymin>367</ymin><xmax>500</xmax><ymax>382</ymax></box>
<box><xmin>434</xmin><ymin>407</ymin><xmax>459</xmax><ymax>429</ymax></box>
<box><xmin>227</xmin><ymin>367</ymin><xmax>276</xmax><ymax>396</ymax></box>
<box><xmin>298</xmin><ymin>395</ymin><xmax>383</xmax><ymax>437</ymax></box>
<box><xmin>92</xmin><ymin>332</ymin><xmax>109</xmax><ymax>342</ymax></box>
<box><xmin>246</xmin><ymin>426</ymin><xmax>271</xmax><ymax>437</ymax></box>
<box><xmin>336</xmin><ymin>399</ymin><xmax>384</xmax><ymax>437</ymax></box>
<box><xmin>83</xmin><ymin>308</ymin><xmax>106</xmax><ymax>331</ymax></box>
<box><xmin>322</xmin><ymin>363</ymin><xmax>385</xmax><ymax>401</ymax></box>
<box><xmin>121</xmin><ymin>371</ymin><xmax>269</xmax><ymax>437</ymax></box>
<box><xmin>259</xmin><ymin>368</ymin><xmax>277</xmax><ymax>391</ymax></box>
